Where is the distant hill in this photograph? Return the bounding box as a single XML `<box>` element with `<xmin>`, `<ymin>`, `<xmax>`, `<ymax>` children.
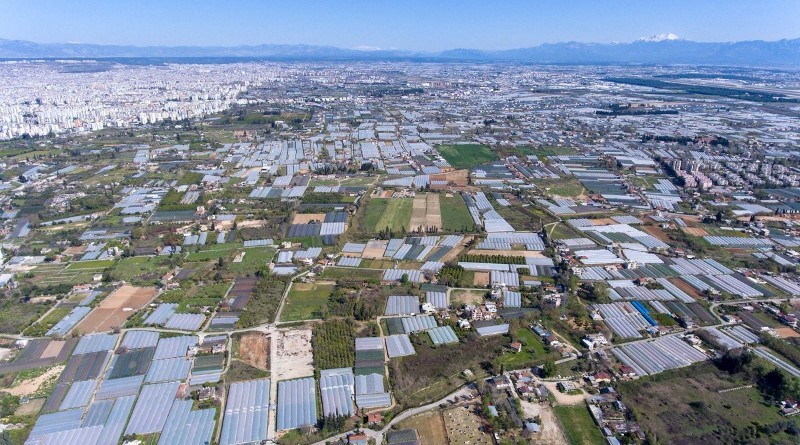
<box><xmin>1</xmin><ymin>37</ymin><xmax>798</xmax><ymax>66</ymax></box>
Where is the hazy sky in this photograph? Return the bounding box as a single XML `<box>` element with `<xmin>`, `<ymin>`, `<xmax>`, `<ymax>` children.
<box><xmin>1</xmin><ymin>0</ymin><xmax>798</xmax><ymax>51</ymax></box>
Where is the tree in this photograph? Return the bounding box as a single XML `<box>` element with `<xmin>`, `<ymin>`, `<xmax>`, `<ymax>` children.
<box><xmin>400</xmin><ymin>273</ymin><xmax>409</xmax><ymax>284</ymax></box>
<box><xmin>542</xmin><ymin>359</ymin><xmax>557</xmax><ymax>378</ymax></box>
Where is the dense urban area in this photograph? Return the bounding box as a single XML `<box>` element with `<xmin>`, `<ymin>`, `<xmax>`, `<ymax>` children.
<box><xmin>0</xmin><ymin>59</ymin><xmax>799</xmax><ymax>445</ymax></box>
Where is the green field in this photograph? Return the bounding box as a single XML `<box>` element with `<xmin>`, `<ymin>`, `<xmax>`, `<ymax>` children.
<box><xmin>553</xmin><ymin>405</ymin><xmax>605</xmax><ymax>445</ymax></box>
<box><xmin>227</xmin><ymin>248</ymin><xmax>275</xmax><ymax>274</ymax></box>
<box><xmin>439</xmin><ymin>194</ymin><xmax>475</xmax><ymax>232</ymax></box>
<box><xmin>537</xmin><ymin>178</ymin><xmax>586</xmax><ymax>198</ymax></box>
<box><xmin>494</xmin><ymin>325</ymin><xmax>554</xmax><ymax>369</ymax></box>
<box><xmin>110</xmin><ymin>257</ymin><xmax>167</xmax><ymax>282</ymax></box>
<box><xmin>320</xmin><ymin>267</ymin><xmax>383</xmax><ymax>281</ymax></box>
<box><xmin>66</xmin><ymin>259</ymin><xmax>115</xmax><ymax>271</ymax></box>
<box><xmin>366</xmin><ymin>198</ymin><xmax>412</xmax><ymax>233</ymax></box>
<box><xmin>362</xmin><ymin>198</ymin><xmax>388</xmax><ymax>232</ymax></box>
<box><xmin>436</xmin><ymin>144</ymin><xmax>498</xmax><ymax>169</ymax></box>
<box><xmin>281</xmin><ymin>282</ymin><xmax>335</xmax><ymax>321</ymax></box>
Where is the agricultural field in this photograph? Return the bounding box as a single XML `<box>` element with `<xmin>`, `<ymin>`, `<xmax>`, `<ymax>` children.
<box><xmin>537</xmin><ymin>178</ymin><xmax>586</xmax><ymax>198</ymax></box>
<box><xmin>75</xmin><ymin>285</ymin><xmax>157</xmax><ymax>334</ymax></box>
<box><xmin>364</xmin><ymin>198</ymin><xmax>412</xmax><ymax>233</ymax></box>
<box><xmin>396</xmin><ymin>411</ymin><xmax>448</xmax><ymax>445</ymax></box>
<box><xmin>226</xmin><ymin>247</ymin><xmax>275</xmax><ymax>274</ymax></box>
<box><xmin>280</xmin><ymin>281</ymin><xmax>335</xmax><ymax>321</ymax></box>
<box><xmin>553</xmin><ymin>405</ymin><xmax>605</xmax><ymax>445</ymax></box>
<box><xmin>312</xmin><ymin>319</ymin><xmax>355</xmax><ymax>371</ymax></box>
<box><xmin>494</xmin><ymin>324</ymin><xmax>555</xmax><ymax>369</ymax></box>
<box><xmin>436</xmin><ymin>144</ymin><xmax>498</xmax><ymax>169</ymax></box>
<box><xmin>109</xmin><ymin>256</ymin><xmax>170</xmax><ymax>283</ymax></box>
<box><xmin>439</xmin><ymin>193</ymin><xmax>475</xmax><ymax>232</ymax></box>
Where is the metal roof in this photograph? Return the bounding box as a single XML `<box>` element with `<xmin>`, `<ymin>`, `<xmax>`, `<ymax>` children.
<box><xmin>319</xmin><ymin>368</ymin><xmax>354</xmax><ymax>418</ymax></box>
<box><xmin>125</xmin><ymin>381</ymin><xmax>181</xmax><ymax>435</ymax></box>
<box><xmin>476</xmin><ymin>324</ymin><xmax>510</xmax><ymax>337</ymax></box>
<box><xmin>46</xmin><ymin>306</ymin><xmax>91</xmax><ymax>337</ymax></box>
<box><xmin>220</xmin><ymin>378</ymin><xmax>270</xmax><ymax>445</ymax></box>
<box><xmin>337</xmin><ymin>256</ymin><xmax>362</xmax><ymax>267</ymax></box>
<box><xmin>143</xmin><ymin>304</ymin><xmax>178</xmax><ymax>325</ymax></box>
<box><xmin>94</xmin><ymin>375</ymin><xmax>143</xmax><ymax>401</ymax></box>
<box><xmin>120</xmin><ymin>330</ymin><xmax>160</xmax><ymax>349</ymax></box>
<box><xmin>73</xmin><ymin>333</ymin><xmax>119</xmax><ymax>356</ymax></box>
<box><xmin>157</xmin><ymin>400</ymin><xmax>216</xmax><ymax>445</ymax></box>
<box><xmin>164</xmin><ymin>313</ymin><xmax>206</xmax><ymax>331</ymax></box>
<box><xmin>27</xmin><ymin>408</ymin><xmax>84</xmax><ymax>443</ymax></box>
<box><xmin>382</xmin><ymin>269</ymin><xmax>423</xmax><ymax>283</ymax></box>
<box><xmin>276</xmin><ymin>377</ymin><xmax>317</xmax><ymax>431</ymax></box>
<box><xmin>385</xmin><ymin>335</ymin><xmax>415</xmax><ymax>358</ymax></box>
<box><xmin>90</xmin><ymin>395</ymin><xmax>136</xmax><ymax>445</ymax></box>
<box><xmin>502</xmin><ymin>290</ymin><xmax>522</xmax><ymax>308</ymax></box>
<box><xmin>59</xmin><ymin>379</ymin><xmax>98</xmax><ymax>410</ymax></box>
<box><xmin>355</xmin><ymin>392</ymin><xmax>392</xmax><ymax>409</ymax></box>
<box><xmin>384</xmin><ymin>295</ymin><xmax>420</xmax><ymax>315</ymax></box>
<box><xmin>153</xmin><ymin>336</ymin><xmax>197</xmax><ymax>360</ymax></box>
<box><xmin>425</xmin><ymin>292</ymin><xmax>450</xmax><ymax>309</ymax></box>
<box><xmin>355</xmin><ymin>337</ymin><xmax>384</xmax><ymax>351</ymax></box>
<box><xmin>428</xmin><ymin>326</ymin><xmax>459</xmax><ymax>345</ymax></box>
<box><xmin>28</xmin><ymin>425</ymin><xmax>103</xmax><ymax>445</ymax></box>
<box><xmin>401</xmin><ymin>315</ymin><xmax>437</xmax><ymax>333</ymax></box>
<box><xmin>355</xmin><ymin>373</ymin><xmax>385</xmax><ymax>395</ymax></box>
<box><xmin>145</xmin><ymin>358</ymin><xmax>191</xmax><ymax>383</ymax></box>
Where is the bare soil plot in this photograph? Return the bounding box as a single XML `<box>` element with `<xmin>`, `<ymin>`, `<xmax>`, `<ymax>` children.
<box><xmin>450</xmin><ymin>289</ymin><xmax>486</xmax><ymax>305</ymax></box>
<box><xmin>410</xmin><ymin>193</ymin><xmax>428</xmax><ymax>231</ymax></box>
<box><xmin>682</xmin><ymin>226</ymin><xmax>709</xmax><ymax>236</ymax></box>
<box><xmin>292</xmin><ymin>213</ymin><xmax>327</xmax><ymax>224</ymax></box>
<box><xmin>239</xmin><ymin>333</ymin><xmax>270</xmax><ymax>370</ymax></box>
<box><xmin>440</xmin><ymin>235</ymin><xmax>472</xmax><ymax>263</ymax></box>
<box><xmin>426</xmin><ymin>193</ymin><xmax>442</xmax><ymax>230</ymax></box>
<box><xmin>592</xmin><ymin>218</ymin><xmax>617</xmax><ymax>226</ymax></box>
<box><xmin>40</xmin><ymin>341</ymin><xmax>66</xmax><ymax>359</ymax></box>
<box><xmin>518</xmin><ymin>399</ymin><xmax>568</xmax><ymax>445</ymax></box>
<box><xmin>271</xmin><ymin>328</ymin><xmax>314</xmax><ymax>381</ymax></box>
<box><xmin>775</xmin><ymin>327</ymin><xmax>800</xmax><ymax>338</ymax></box>
<box><xmin>642</xmin><ymin>224</ymin><xmax>672</xmax><ymax>243</ymax></box>
<box><xmin>5</xmin><ymin>365</ymin><xmax>64</xmax><ymax>397</ymax></box>
<box><xmin>473</xmin><ymin>272</ymin><xmax>489</xmax><ymax>287</ymax></box>
<box><xmin>443</xmin><ymin>404</ymin><xmax>493</xmax><ymax>445</ymax></box>
<box><xmin>396</xmin><ymin>411</ymin><xmax>448</xmax><ymax>445</ymax></box>
<box><xmin>362</xmin><ymin>240</ymin><xmax>388</xmax><ymax>259</ymax></box>
<box><xmin>75</xmin><ymin>285</ymin><xmax>157</xmax><ymax>334</ymax></box>
<box><xmin>14</xmin><ymin>397</ymin><xmax>45</xmax><ymax>417</ymax></box>
<box><xmin>667</xmin><ymin>277</ymin><xmax>702</xmax><ymax>299</ymax></box>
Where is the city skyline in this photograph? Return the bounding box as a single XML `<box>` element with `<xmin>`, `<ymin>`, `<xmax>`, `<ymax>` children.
<box><xmin>1</xmin><ymin>0</ymin><xmax>798</xmax><ymax>51</ymax></box>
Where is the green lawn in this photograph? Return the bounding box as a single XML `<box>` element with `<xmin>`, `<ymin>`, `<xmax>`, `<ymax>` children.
<box><xmin>280</xmin><ymin>282</ymin><xmax>336</xmax><ymax>321</ymax></box>
<box><xmin>439</xmin><ymin>194</ymin><xmax>475</xmax><ymax>232</ymax></box>
<box><xmin>436</xmin><ymin>144</ymin><xmax>498</xmax><ymax>169</ymax></box>
<box><xmin>553</xmin><ymin>405</ymin><xmax>605</xmax><ymax>445</ymax></box>
<box><xmin>372</xmin><ymin>198</ymin><xmax>412</xmax><ymax>233</ymax></box>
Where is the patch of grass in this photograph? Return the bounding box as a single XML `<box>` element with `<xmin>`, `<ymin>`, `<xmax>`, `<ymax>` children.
<box><xmin>226</xmin><ymin>360</ymin><xmax>269</xmax><ymax>383</ymax></box>
<box><xmin>362</xmin><ymin>198</ymin><xmax>388</xmax><ymax>232</ymax></box>
<box><xmin>538</xmin><ymin>178</ymin><xmax>586</xmax><ymax>198</ymax></box>
<box><xmin>227</xmin><ymin>248</ymin><xmax>275</xmax><ymax>274</ymax></box>
<box><xmin>110</xmin><ymin>256</ymin><xmax>167</xmax><ymax>282</ymax></box>
<box><xmin>439</xmin><ymin>194</ymin><xmax>475</xmax><ymax>232</ymax></box>
<box><xmin>553</xmin><ymin>405</ymin><xmax>604</xmax><ymax>445</ymax></box>
<box><xmin>437</xmin><ymin>144</ymin><xmax>498</xmax><ymax>169</ymax></box>
<box><xmin>23</xmin><ymin>306</ymin><xmax>72</xmax><ymax>337</ymax></box>
<box><xmin>617</xmin><ymin>362</ymin><xmax>800</xmax><ymax>444</ymax></box>
<box><xmin>320</xmin><ymin>267</ymin><xmax>382</xmax><ymax>281</ymax></box>
<box><xmin>366</xmin><ymin>198</ymin><xmax>412</xmax><ymax>233</ymax></box>
<box><xmin>281</xmin><ymin>282</ymin><xmax>335</xmax><ymax>321</ymax></box>
<box><xmin>0</xmin><ymin>300</ymin><xmax>53</xmax><ymax>334</ymax></box>
<box><xmin>66</xmin><ymin>259</ymin><xmax>115</xmax><ymax>271</ymax></box>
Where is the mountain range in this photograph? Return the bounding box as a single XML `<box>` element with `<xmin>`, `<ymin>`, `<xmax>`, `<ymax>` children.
<box><xmin>1</xmin><ymin>37</ymin><xmax>798</xmax><ymax>66</ymax></box>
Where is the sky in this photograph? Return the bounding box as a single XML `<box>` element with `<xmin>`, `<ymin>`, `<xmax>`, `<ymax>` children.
<box><xmin>1</xmin><ymin>0</ymin><xmax>798</xmax><ymax>51</ymax></box>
